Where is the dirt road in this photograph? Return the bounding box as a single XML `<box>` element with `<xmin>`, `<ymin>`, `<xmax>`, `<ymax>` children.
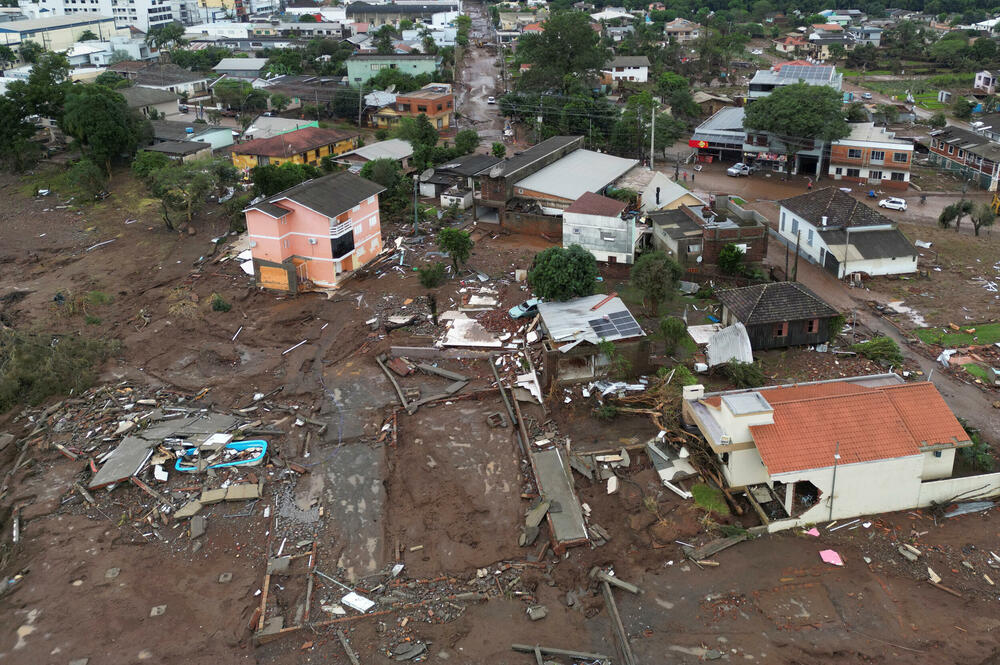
<box><xmin>455</xmin><ymin>0</ymin><xmax>503</xmax><ymax>142</ymax></box>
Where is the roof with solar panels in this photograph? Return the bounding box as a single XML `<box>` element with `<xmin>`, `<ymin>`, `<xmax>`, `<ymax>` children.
<box><xmin>537</xmin><ymin>294</ymin><xmax>645</xmax><ymax>346</ymax></box>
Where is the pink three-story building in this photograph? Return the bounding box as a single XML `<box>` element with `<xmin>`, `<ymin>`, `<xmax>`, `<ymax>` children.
<box><xmin>244</xmin><ymin>171</ymin><xmax>385</xmax><ymax>291</ymax></box>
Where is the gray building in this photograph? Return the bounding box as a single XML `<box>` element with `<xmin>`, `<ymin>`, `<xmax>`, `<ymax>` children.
<box><xmin>212</xmin><ymin>57</ymin><xmax>269</xmax><ymax>79</ymax></box>
<box><xmin>561</xmin><ymin>191</ymin><xmax>634</xmax><ymax>264</ymax></box>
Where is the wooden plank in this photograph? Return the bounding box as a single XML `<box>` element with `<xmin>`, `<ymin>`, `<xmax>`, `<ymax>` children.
<box><xmin>683</xmin><ymin>533</ymin><xmax>748</xmax><ymax>561</ymax></box>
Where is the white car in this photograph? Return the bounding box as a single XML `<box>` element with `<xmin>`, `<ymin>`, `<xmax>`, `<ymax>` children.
<box><xmin>727</xmin><ymin>163</ymin><xmax>751</xmax><ymax>177</ymax></box>
<box><xmin>879</xmin><ymin>197</ymin><xmax>907</xmax><ymax>211</ymax></box>
<box><xmin>750</xmin><ymin>48</ymin><xmax>763</xmax><ymax>55</ymax></box>
<box><xmin>487</xmin><ymin>96</ymin><xmax>496</xmax><ymax>104</ymax></box>
<box><xmin>862</xmin><ymin>92</ymin><xmax>873</xmax><ymax>100</ymax></box>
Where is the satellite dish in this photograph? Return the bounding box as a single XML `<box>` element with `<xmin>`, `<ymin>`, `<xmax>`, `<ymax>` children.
<box><xmin>489</xmin><ymin>164</ymin><xmax>504</xmax><ymax>178</ymax></box>
<box><xmin>387</xmin><ymin>84</ymin><xmax>396</xmax><ymax>93</ymax></box>
<box><xmin>419</xmin><ymin>168</ymin><xmax>435</xmax><ymax>182</ymax></box>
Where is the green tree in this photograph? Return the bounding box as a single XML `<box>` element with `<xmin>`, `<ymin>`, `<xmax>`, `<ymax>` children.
<box><xmin>744</xmin><ymin>82</ymin><xmax>850</xmax><ymax>162</ymax></box>
<box><xmin>657</xmin><ymin>71</ymin><xmax>688</xmax><ymax>96</ymax></box>
<box><xmin>528</xmin><ymin>245</ymin><xmax>598</xmax><ymax>301</ymax></box>
<box><xmin>437</xmin><ymin>227</ymin><xmax>472</xmax><ymax>270</ymax></box>
<box><xmin>132</xmin><ymin>150</ymin><xmax>171</xmax><ymax>181</ymax></box>
<box><xmin>18</xmin><ymin>40</ymin><xmax>43</xmax><ymax>64</ymax></box>
<box><xmin>970</xmin><ymin>201</ymin><xmax>995</xmax><ymax>236</ymax></box>
<box><xmin>7</xmin><ymin>51</ymin><xmax>71</xmax><ymax>123</ymax></box>
<box><xmin>516</xmin><ymin>10</ymin><xmax>611</xmax><ymax>94</ymax></box>
<box><xmin>659</xmin><ymin>316</ymin><xmax>688</xmax><ymax>355</ymax></box>
<box><xmin>491</xmin><ymin>142</ymin><xmax>506</xmax><ymax>158</ymax></box>
<box><xmin>454</xmin><ymin>128</ymin><xmax>479</xmax><ymax>154</ymax></box>
<box><xmin>953</xmin><ymin>97</ymin><xmax>976</xmax><ymax>120</ymax></box>
<box><xmin>95</xmin><ymin>70</ymin><xmax>125</xmax><ymax>88</ymax></box>
<box><xmin>108</xmin><ymin>50</ymin><xmax>133</xmax><ymax>65</ymax></box>
<box><xmin>374</xmin><ymin>25</ymin><xmax>397</xmax><ymax>54</ymax></box>
<box><xmin>250</xmin><ymin>162</ymin><xmax>322</xmax><ymax>197</ymax></box>
<box><xmin>0</xmin><ymin>45</ymin><xmax>14</xmax><ymax>68</ymax></box>
<box><xmin>456</xmin><ymin>14</ymin><xmax>472</xmax><ymax>46</ymax></box>
<box><xmin>148</xmin><ymin>158</ymin><xmax>235</xmax><ymax>228</ymax></box>
<box><xmin>65</xmin><ymin>159</ymin><xmax>106</xmax><ymax>199</ymax></box>
<box><xmin>0</xmin><ymin>84</ymin><xmax>41</xmax><ymax>171</ymax></box>
<box><xmin>876</xmin><ymin>103</ymin><xmax>899</xmax><ymax>124</ymax></box>
<box><xmin>928</xmin><ymin>112</ymin><xmax>947</xmax><ymax>128</ymax></box>
<box><xmin>418</xmin><ymin>261</ymin><xmax>447</xmax><ymax>325</ymax></box>
<box><xmin>395</xmin><ymin>113</ymin><xmax>438</xmax><ymax>149</ymax></box>
<box><xmin>630</xmin><ymin>251</ymin><xmax>681</xmax><ymax>315</ymax></box>
<box><xmin>269</xmin><ymin>92</ymin><xmax>291</xmax><ymax>112</ymax></box>
<box><xmin>846</xmin><ymin>102</ymin><xmax>869</xmax><ymax>123</ymax></box>
<box><xmin>62</xmin><ymin>84</ymin><xmax>147</xmax><ymax>175</ymax></box>
<box><xmin>724</xmin><ymin>360</ymin><xmax>765</xmax><ymax>388</ymax></box>
<box><xmin>299</xmin><ymin>13</ymin><xmax>317</xmax><ymax>22</ymax></box>
<box><xmin>145</xmin><ymin>22</ymin><xmax>186</xmax><ymax>50</ymax></box>
<box><xmin>717</xmin><ymin>243</ymin><xmax>746</xmax><ymax>276</ymax></box>
<box><xmin>359</xmin><ymin>157</ymin><xmax>402</xmax><ymax>189</ymax></box>
<box><xmin>939</xmin><ymin>200</ymin><xmax>972</xmax><ymax>231</ymax></box>
<box><xmin>79</xmin><ymin>29</ymin><xmax>99</xmax><ymax>41</ymax></box>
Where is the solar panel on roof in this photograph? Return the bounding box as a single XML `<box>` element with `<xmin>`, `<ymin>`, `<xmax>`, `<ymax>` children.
<box><xmin>588</xmin><ymin>310</ymin><xmax>644</xmax><ymax>340</ymax></box>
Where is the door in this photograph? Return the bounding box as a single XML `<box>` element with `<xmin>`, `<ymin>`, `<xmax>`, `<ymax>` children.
<box><xmin>295</xmin><ymin>260</ymin><xmax>309</xmax><ymax>283</ymax></box>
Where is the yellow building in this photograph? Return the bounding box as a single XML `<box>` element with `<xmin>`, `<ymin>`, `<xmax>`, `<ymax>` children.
<box><xmin>231</xmin><ymin>126</ymin><xmax>360</xmax><ymax>172</ymax></box>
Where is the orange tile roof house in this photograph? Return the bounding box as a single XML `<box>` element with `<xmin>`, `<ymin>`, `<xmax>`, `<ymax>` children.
<box><xmin>243</xmin><ymin>171</ymin><xmax>384</xmax><ymax>292</ymax></box>
<box><xmin>231</xmin><ymin>127</ymin><xmax>360</xmax><ymax>171</ymax></box>
<box><xmin>681</xmin><ymin>375</ymin><xmax>1000</xmax><ymax>532</ymax></box>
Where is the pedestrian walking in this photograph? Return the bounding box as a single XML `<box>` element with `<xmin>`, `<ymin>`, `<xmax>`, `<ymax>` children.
<box><xmin>691</xmin><ymin>172</ymin><xmax>695</xmax><ymax>183</ymax></box>
<box><xmin>682</xmin><ymin>171</ymin><xmax>687</xmax><ymax>182</ymax></box>
<box><xmin>807</xmin><ymin>180</ymin><xmax>813</xmax><ymax>191</ymax></box>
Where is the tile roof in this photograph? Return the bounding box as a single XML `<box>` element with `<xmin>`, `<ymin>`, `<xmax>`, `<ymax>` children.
<box><xmin>133</xmin><ymin>64</ymin><xmax>210</xmax><ymax>87</ymax></box>
<box><xmin>247</xmin><ymin>171</ymin><xmax>385</xmax><ymax>218</ymax></box>
<box><xmin>610</xmin><ymin>55</ymin><xmax>650</xmax><ymax>68</ymax></box>
<box><xmin>779</xmin><ymin>187</ymin><xmax>893</xmax><ymax>229</ymax></box>
<box><xmin>564</xmin><ymin>191</ymin><xmax>626</xmax><ymax>217</ymax></box>
<box><xmin>232</xmin><ymin>126</ymin><xmax>359</xmax><ymax>157</ymax></box>
<box><xmin>749</xmin><ymin>381</ymin><xmax>971</xmax><ymax>474</ymax></box>
<box><xmin>717</xmin><ymin>281</ymin><xmax>839</xmax><ymax>326</ymax></box>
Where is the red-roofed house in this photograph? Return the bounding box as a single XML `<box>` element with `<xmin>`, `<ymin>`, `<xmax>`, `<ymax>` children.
<box><xmin>773</xmin><ymin>36</ymin><xmax>807</xmax><ymax>53</ymax></box>
<box><xmin>681</xmin><ymin>375</ymin><xmax>1000</xmax><ymax>531</ymax></box>
<box><xmin>231</xmin><ymin>126</ymin><xmax>361</xmax><ymax>172</ymax></box>
<box><xmin>522</xmin><ymin>21</ymin><xmax>544</xmax><ymax>32</ymax></box>
<box><xmin>562</xmin><ymin>192</ymin><xmax>634</xmax><ymax>264</ymax></box>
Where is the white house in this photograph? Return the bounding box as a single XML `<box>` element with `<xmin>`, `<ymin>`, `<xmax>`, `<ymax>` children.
<box><xmin>606</xmin><ymin>55</ymin><xmax>649</xmax><ymax>83</ymax></box>
<box><xmin>777</xmin><ymin>187</ymin><xmax>917</xmax><ymax>278</ymax></box>
<box><xmin>561</xmin><ymin>191</ymin><xmax>635</xmax><ymax>264</ymax></box>
<box><xmin>663</xmin><ymin>17</ymin><xmax>700</xmax><ymax>41</ymax></box>
<box><xmin>975</xmin><ymin>69</ymin><xmax>1000</xmax><ymax>95</ymax></box>
<box><xmin>682</xmin><ymin>375</ymin><xmax>1000</xmax><ymax>533</ymax></box>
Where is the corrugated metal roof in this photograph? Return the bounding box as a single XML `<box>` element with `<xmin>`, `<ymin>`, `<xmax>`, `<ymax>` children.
<box><xmin>514</xmin><ymin>149</ymin><xmax>638</xmax><ymax>201</ymax></box>
<box><xmin>538</xmin><ymin>294</ymin><xmax>645</xmax><ymax>345</ymax></box>
<box><xmin>706</xmin><ymin>322</ymin><xmax>754</xmax><ymax>367</ymax></box>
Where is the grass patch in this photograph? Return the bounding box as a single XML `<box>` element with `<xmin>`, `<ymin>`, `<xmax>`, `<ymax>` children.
<box><xmin>914</xmin><ymin>322</ymin><xmax>1000</xmax><ymax>347</ymax></box>
<box><xmin>86</xmin><ymin>290</ymin><xmax>113</xmax><ymax>306</ymax></box>
<box><xmin>731</xmin><ymin>196</ymin><xmax>747</xmax><ymax>206</ymax></box>
<box><xmin>0</xmin><ymin>329</ymin><xmax>117</xmax><ymax>413</ymax></box>
<box><xmin>964</xmin><ymin>364</ymin><xmax>993</xmax><ymax>382</ymax></box>
<box><xmin>691</xmin><ymin>483</ymin><xmax>731</xmax><ymax>516</ymax></box>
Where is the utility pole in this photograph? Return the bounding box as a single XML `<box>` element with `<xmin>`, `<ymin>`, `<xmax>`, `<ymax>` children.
<box><xmin>793</xmin><ymin>229</ymin><xmax>801</xmax><ymax>282</ymax></box>
<box><xmin>412</xmin><ymin>175</ymin><xmax>419</xmax><ymax>236</ymax></box>
<box><xmin>356</xmin><ymin>83</ymin><xmax>364</xmax><ymax>128</ymax></box>
<box><xmin>650</xmin><ymin>109</ymin><xmax>655</xmax><ymax>171</ymax></box>
<box><xmin>828</xmin><ymin>441</ymin><xmax>841</xmax><ymax>521</ymax></box>
<box><xmin>842</xmin><ymin>225</ymin><xmax>850</xmax><ymax>281</ymax></box>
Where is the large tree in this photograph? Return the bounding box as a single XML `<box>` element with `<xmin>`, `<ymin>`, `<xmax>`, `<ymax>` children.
<box><xmin>0</xmin><ymin>94</ymin><xmax>40</xmax><ymax>171</ymax></box>
<box><xmin>630</xmin><ymin>251</ymin><xmax>681</xmax><ymax>315</ymax></box>
<box><xmin>251</xmin><ymin>162</ymin><xmax>321</xmax><ymax>197</ymax></box>
<box><xmin>145</xmin><ymin>22</ymin><xmax>186</xmax><ymax>50</ymax></box>
<box><xmin>148</xmin><ymin>158</ymin><xmax>238</xmax><ymax>228</ymax></box>
<box><xmin>516</xmin><ymin>11</ymin><xmax>611</xmax><ymax>94</ymax></box>
<box><xmin>528</xmin><ymin>245</ymin><xmax>598</xmax><ymax>301</ymax></box>
<box><xmin>744</xmin><ymin>82</ymin><xmax>850</xmax><ymax>157</ymax></box>
<box><xmin>62</xmin><ymin>84</ymin><xmax>148</xmax><ymax>175</ymax></box>
<box><xmin>6</xmin><ymin>51</ymin><xmax>71</xmax><ymax>123</ymax></box>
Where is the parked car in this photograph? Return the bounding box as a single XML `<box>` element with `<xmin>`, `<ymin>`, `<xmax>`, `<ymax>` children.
<box><xmin>879</xmin><ymin>197</ymin><xmax>907</xmax><ymax>211</ymax></box>
<box><xmin>487</xmin><ymin>96</ymin><xmax>496</xmax><ymax>104</ymax></box>
<box><xmin>509</xmin><ymin>298</ymin><xmax>541</xmax><ymax>319</ymax></box>
<box><xmin>727</xmin><ymin>163</ymin><xmax>751</xmax><ymax>177</ymax></box>
<box><xmin>862</xmin><ymin>92</ymin><xmax>873</xmax><ymax>100</ymax></box>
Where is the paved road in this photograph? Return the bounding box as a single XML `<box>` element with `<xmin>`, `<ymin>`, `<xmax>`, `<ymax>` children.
<box><xmin>455</xmin><ymin>0</ymin><xmax>503</xmax><ymax>141</ymax></box>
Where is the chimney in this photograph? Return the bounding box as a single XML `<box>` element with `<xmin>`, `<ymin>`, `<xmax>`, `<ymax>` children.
<box><xmin>821</xmin><ymin>215</ymin><xmax>828</xmax><ymax>227</ymax></box>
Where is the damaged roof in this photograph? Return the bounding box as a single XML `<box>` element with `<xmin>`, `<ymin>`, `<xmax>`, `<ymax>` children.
<box><xmin>717</xmin><ymin>282</ymin><xmax>839</xmax><ymax>326</ymax></box>
<box><xmin>819</xmin><ymin>227</ymin><xmax>916</xmax><ymax>261</ymax></box>
<box><xmin>538</xmin><ymin>294</ymin><xmax>645</xmax><ymax>345</ymax></box>
<box><xmin>749</xmin><ymin>381</ymin><xmax>971</xmax><ymax>475</ymax></box>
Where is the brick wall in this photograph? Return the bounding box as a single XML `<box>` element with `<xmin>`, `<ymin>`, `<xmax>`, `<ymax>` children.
<box><xmin>701</xmin><ymin>226</ymin><xmax>768</xmax><ymax>266</ymax></box>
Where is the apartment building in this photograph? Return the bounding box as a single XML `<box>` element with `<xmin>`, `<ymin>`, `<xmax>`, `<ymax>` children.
<box><xmin>372</xmin><ymin>83</ymin><xmax>453</xmax><ymax>130</ymax></box>
<box><xmin>828</xmin><ymin>123</ymin><xmax>913</xmax><ymax>190</ymax></box>
<box><xmin>927</xmin><ymin>125</ymin><xmax>1000</xmax><ymax>191</ymax></box>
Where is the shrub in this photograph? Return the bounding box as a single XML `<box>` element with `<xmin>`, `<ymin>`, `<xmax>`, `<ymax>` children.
<box><xmin>851</xmin><ymin>336</ymin><xmax>903</xmax><ymax>367</ymax></box>
<box><xmin>0</xmin><ymin>329</ymin><xmax>117</xmax><ymax>412</ymax></box>
<box><xmin>659</xmin><ymin>316</ymin><xmax>688</xmax><ymax>355</ymax></box>
<box><xmin>671</xmin><ymin>364</ymin><xmax>698</xmax><ymax>386</ymax></box>
<box><xmin>417</xmin><ymin>262</ymin><xmax>447</xmax><ymax>289</ymax></box>
<box><xmin>594</xmin><ymin>404</ymin><xmax>619</xmax><ymax>421</ymax></box>
<box><xmin>529</xmin><ymin>245</ymin><xmax>598</xmax><ymax>301</ymax></box>
<box><xmin>211</xmin><ymin>293</ymin><xmax>232</xmax><ymax>312</ymax></box>
<box><xmin>723</xmin><ymin>360</ymin><xmax>765</xmax><ymax>388</ymax></box>
<box><xmin>717</xmin><ymin>243</ymin><xmax>746</xmax><ymax>276</ymax></box>
<box><xmin>958</xmin><ymin>420</ymin><xmax>994</xmax><ymax>472</ymax></box>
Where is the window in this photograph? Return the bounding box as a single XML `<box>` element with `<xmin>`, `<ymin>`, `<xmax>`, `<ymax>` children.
<box><xmin>370</xmin><ymin>237</ymin><xmax>378</xmax><ymax>249</ymax></box>
<box><xmin>890</xmin><ymin>172</ymin><xmax>906</xmax><ymax>181</ymax></box>
<box><xmin>869</xmin><ymin>170</ymin><xmax>883</xmax><ymax>180</ymax></box>
<box><xmin>846</xmin><ymin>168</ymin><xmax>860</xmax><ymax>177</ymax></box>
<box><xmin>601</xmin><ymin>233</ymin><xmax>616</xmax><ymax>242</ymax></box>
<box><xmin>806</xmin><ymin>318</ymin><xmax>819</xmax><ymax>334</ymax></box>
<box><xmin>958</xmin><ymin>149</ymin><xmax>965</xmax><ymax>159</ymax></box>
<box><xmin>948</xmin><ymin>145</ymin><xmax>954</xmax><ymax>155</ymax></box>
<box><xmin>834</xmin><ymin>167</ymin><xmax>842</xmax><ymax>175</ymax></box>
<box><xmin>282</xmin><ymin>239</ymin><xmax>289</xmax><ymax>248</ymax></box>
<box><xmin>933</xmin><ymin>450</ymin><xmax>943</xmax><ymax>458</ymax></box>
<box><xmin>572</xmin><ymin>227</ymin><xmax>581</xmax><ymax>234</ymax></box>
<box><xmin>780</xmin><ymin>212</ymin><xmax>785</xmax><ymax>231</ymax></box>
<box><xmin>687</xmin><ymin>243</ymin><xmax>701</xmax><ymax>253</ymax></box>
<box><xmin>774</xmin><ymin>322</ymin><xmax>788</xmax><ymax>337</ymax></box>
<box><xmin>417</xmin><ymin>105</ymin><xmax>427</xmax><ymax>112</ymax></box>
<box><xmin>870</xmin><ymin>150</ymin><xmax>885</xmax><ymax>162</ymax></box>
<box><xmin>892</xmin><ymin>152</ymin><xmax>908</xmax><ymax>163</ymax></box>
<box><xmin>807</xmin><ymin>228</ymin><xmax>813</xmax><ymax>245</ymax></box>
<box><xmin>847</xmin><ymin>148</ymin><xmax>862</xmax><ymax>159</ymax></box>
<box><xmin>791</xmin><ymin>218</ymin><xmax>798</xmax><ymax>235</ymax></box>
<box><xmin>369</xmin><ymin>217</ymin><xmax>377</xmax><ymax>229</ymax></box>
